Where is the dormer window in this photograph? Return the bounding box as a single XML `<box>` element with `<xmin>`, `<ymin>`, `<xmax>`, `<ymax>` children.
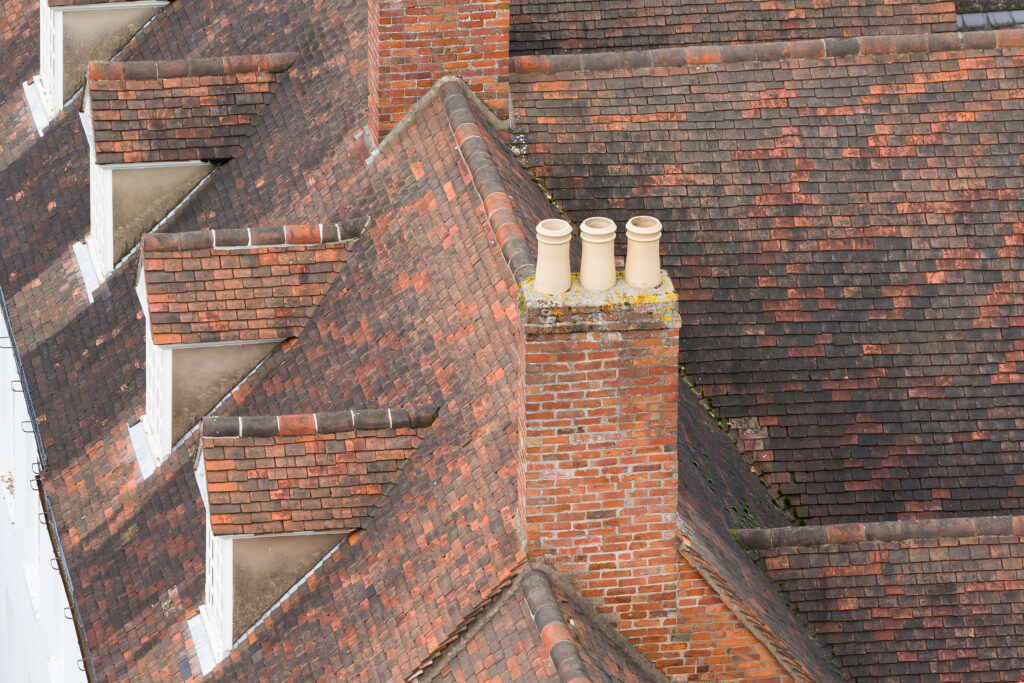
<box><xmin>196</xmin><ymin>407</ymin><xmax>437</xmax><ymax>660</ymax></box>
<box><xmin>138</xmin><ymin>224</ymin><xmax>359</xmax><ymax>460</ymax></box>
<box><xmin>83</xmin><ymin>54</ymin><xmax>296</xmax><ymax>280</ymax></box>
<box><xmin>37</xmin><ymin>0</ymin><xmax>170</xmax><ymax>120</ymax></box>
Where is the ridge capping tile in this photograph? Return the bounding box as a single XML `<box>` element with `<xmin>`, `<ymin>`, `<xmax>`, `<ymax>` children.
<box><xmin>441</xmin><ymin>80</ymin><xmax>535</xmax><ymax>282</ymax></box>
<box><xmin>88</xmin><ymin>53</ymin><xmax>298</xmax><ymax>82</ymax></box>
<box><xmin>203</xmin><ymin>405</ymin><xmax>440</xmax><ymax>439</ymax></box>
<box><xmin>521</xmin><ymin>571</ymin><xmax>591</xmax><ymax>683</ymax></box>
<box><xmin>734</xmin><ymin>515</ymin><xmax>1023</xmax><ymax>549</ymax></box>
<box><xmin>511</xmin><ymin>29</ymin><xmax>1024</xmax><ymax>74</ymax></box>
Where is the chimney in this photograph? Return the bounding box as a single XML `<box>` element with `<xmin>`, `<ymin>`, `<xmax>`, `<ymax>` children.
<box><xmin>517</xmin><ymin>217</ymin><xmax>681</xmax><ymax>665</ymax></box>
<box><xmin>366</xmin><ymin>0</ymin><xmax>509</xmax><ymax>143</ymax></box>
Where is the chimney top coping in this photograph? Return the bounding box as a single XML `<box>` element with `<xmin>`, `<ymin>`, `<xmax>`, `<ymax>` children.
<box><xmin>521</xmin><ymin>271</ymin><xmax>680</xmax><ymax>334</ymax></box>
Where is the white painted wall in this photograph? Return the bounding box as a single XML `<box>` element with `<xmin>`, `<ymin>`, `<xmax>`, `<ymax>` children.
<box><xmin>0</xmin><ymin>318</ymin><xmax>85</xmax><ymax>683</ymax></box>
<box><xmin>202</xmin><ymin>508</ymin><xmax>233</xmax><ymax>663</ymax></box>
<box><xmin>38</xmin><ymin>0</ymin><xmax>63</xmax><ymax>120</ymax></box>
<box><xmin>143</xmin><ymin>295</ymin><xmax>174</xmax><ymax>459</ymax></box>
<box><xmin>86</xmin><ymin>156</ymin><xmax>113</xmax><ymax>281</ymax></box>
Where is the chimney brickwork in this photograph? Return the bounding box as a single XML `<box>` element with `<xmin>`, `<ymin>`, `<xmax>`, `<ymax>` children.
<box><xmin>367</xmin><ymin>0</ymin><xmax>509</xmax><ymax>142</ymax></box>
<box><xmin>517</xmin><ymin>271</ymin><xmax>683</xmax><ymax>669</ymax></box>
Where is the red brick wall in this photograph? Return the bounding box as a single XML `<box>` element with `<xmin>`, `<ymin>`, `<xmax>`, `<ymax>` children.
<box><xmin>674</xmin><ymin>553</ymin><xmax>794</xmax><ymax>681</ymax></box>
<box><xmin>368</xmin><ymin>0</ymin><xmax>509</xmax><ymax>142</ymax></box>
<box><xmin>517</xmin><ymin>283</ymin><xmax>685</xmax><ymax>673</ymax></box>
<box><xmin>510</xmin><ymin>0</ymin><xmax>957</xmax><ymax>55</ymax></box>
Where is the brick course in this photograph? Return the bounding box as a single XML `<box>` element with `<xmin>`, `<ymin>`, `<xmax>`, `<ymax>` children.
<box><xmin>511</xmin><ymin>0</ymin><xmax>956</xmax><ymax>55</ymax></box>
<box><xmin>514</xmin><ymin>30</ymin><xmax>1024</xmax><ymax>524</ymax></box>
<box><xmin>368</xmin><ymin>0</ymin><xmax>509</xmax><ymax>141</ymax></box>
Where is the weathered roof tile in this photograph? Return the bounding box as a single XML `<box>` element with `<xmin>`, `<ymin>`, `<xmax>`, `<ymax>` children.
<box><xmin>201</xmin><ymin>406</ymin><xmax>437</xmax><ymax>536</ymax></box>
<box><xmin>87</xmin><ymin>54</ymin><xmax>296</xmax><ymax>164</ymax></box>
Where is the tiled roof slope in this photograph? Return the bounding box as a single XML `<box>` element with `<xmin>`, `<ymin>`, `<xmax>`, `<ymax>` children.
<box><xmin>141</xmin><ymin>223</ymin><xmax>359</xmax><ymax>345</ymax></box>
<box><xmin>738</xmin><ymin>517</ymin><xmax>1024</xmax><ymax>681</ymax></box>
<box><xmin>0</xmin><ymin>30</ymin><xmax>560</xmax><ymax>681</ymax></box>
<box><xmin>201</xmin><ymin>407</ymin><xmax>436</xmax><ymax>535</ymax></box>
<box><xmin>0</xmin><ymin>0</ymin><xmax>40</xmax><ymax>171</ymax></box>
<box><xmin>678</xmin><ymin>374</ymin><xmax>791</xmax><ymax>530</ymax></box>
<box><xmin>203</xmin><ymin>80</ymin><xmax>559</xmax><ymax>682</ymax></box>
<box><xmin>675</xmin><ymin>382</ymin><xmax>841</xmax><ymax>682</ymax></box>
<box><xmin>514</xmin><ymin>30</ymin><xmax>1024</xmax><ymax>525</ymax></box>
<box><xmin>0</xmin><ymin>0</ymin><xmax>442</xmax><ymax>677</ymax></box>
<box><xmin>87</xmin><ymin>54</ymin><xmax>296</xmax><ymax>164</ymax></box>
<box><xmin>511</xmin><ymin>0</ymin><xmax>956</xmax><ymax>54</ymax></box>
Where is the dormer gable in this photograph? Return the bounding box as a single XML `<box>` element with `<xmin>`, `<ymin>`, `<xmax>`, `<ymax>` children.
<box><xmin>37</xmin><ymin>0</ymin><xmax>170</xmax><ymax>121</ymax></box>
<box><xmin>137</xmin><ymin>223</ymin><xmax>359</xmax><ymax>460</ymax></box>
<box><xmin>83</xmin><ymin>54</ymin><xmax>297</xmax><ymax>280</ymax></box>
<box><xmin>195</xmin><ymin>406</ymin><xmax>437</xmax><ymax>661</ymax></box>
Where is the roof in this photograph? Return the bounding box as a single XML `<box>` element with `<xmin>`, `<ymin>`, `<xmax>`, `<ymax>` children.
<box><xmin>5</xmin><ymin>0</ymin><xmax>1024</xmax><ymax>678</ymax></box>
<box><xmin>201</xmin><ymin>406</ymin><xmax>436</xmax><ymax>536</ymax></box>
<box><xmin>511</xmin><ymin>0</ymin><xmax>957</xmax><ymax>54</ymax></box>
<box><xmin>87</xmin><ymin>54</ymin><xmax>296</xmax><ymax>164</ymax></box>
<box><xmin>0</xmin><ymin>0</ymin><xmax>38</xmax><ymax>171</ymax></box>
<box><xmin>141</xmin><ymin>223</ymin><xmax>360</xmax><ymax>345</ymax></box>
<box><xmin>513</xmin><ymin>28</ymin><xmax>1024</xmax><ymax>525</ymax></box>
<box><xmin>738</xmin><ymin>516</ymin><xmax>1024</xmax><ymax>681</ymax></box>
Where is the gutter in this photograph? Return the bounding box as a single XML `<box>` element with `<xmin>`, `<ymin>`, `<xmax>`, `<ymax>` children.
<box><xmin>0</xmin><ymin>282</ymin><xmax>96</xmax><ymax>680</ymax></box>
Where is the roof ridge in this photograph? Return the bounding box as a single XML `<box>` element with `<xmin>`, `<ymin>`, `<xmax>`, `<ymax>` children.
<box><xmin>440</xmin><ymin>79</ymin><xmax>536</xmax><ymax>283</ymax></box>
<box><xmin>513</xmin><ymin>28</ymin><xmax>1024</xmax><ymax>74</ymax></box>
<box><xmin>735</xmin><ymin>514</ymin><xmax>1024</xmax><ymax>550</ymax></box>
<box><xmin>203</xmin><ymin>405</ymin><xmax>440</xmax><ymax>438</ymax></box>
<box><xmin>142</xmin><ymin>221</ymin><xmax>364</xmax><ymax>252</ymax></box>
<box><xmin>87</xmin><ymin>53</ymin><xmax>298</xmax><ymax>81</ymax></box>
<box><xmin>521</xmin><ymin>570</ymin><xmax>593</xmax><ymax>683</ymax></box>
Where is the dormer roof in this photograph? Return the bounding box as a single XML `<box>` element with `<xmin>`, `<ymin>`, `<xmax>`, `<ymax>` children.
<box><xmin>141</xmin><ymin>223</ymin><xmax>360</xmax><ymax>345</ymax></box>
<box><xmin>86</xmin><ymin>54</ymin><xmax>296</xmax><ymax>164</ymax></box>
<box><xmin>201</xmin><ymin>406</ymin><xmax>438</xmax><ymax>536</ymax></box>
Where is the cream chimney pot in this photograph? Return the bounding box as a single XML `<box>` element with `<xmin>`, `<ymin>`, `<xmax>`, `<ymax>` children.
<box><xmin>534</xmin><ymin>219</ymin><xmax>573</xmax><ymax>294</ymax></box>
<box><xmin>624</xmin><ymin>216</ymin><xmax>663</xmax><ymax>288</ymax></box>
<box><xmin>579</xmin><ymin>217</ymin><xmax>617</xmax><ymax>292</ymax></box>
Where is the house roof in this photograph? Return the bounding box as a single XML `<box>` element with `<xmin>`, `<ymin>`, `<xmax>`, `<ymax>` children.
<box><xmin>513</xmin><ymin>28</ymin><xmax>1024</xmax><ymax>526</ymax></box>
<box><xmin>201</xmin><ymin>407</ymin><xmax>436</xmax><ymax>536</ymax></box>
<box><xmin>738</xmin><ymin>516</ymin><xmax>1024</xmax><ymax>681</ymax></box>
<box><xmin>5</xmin><ymin>0</ymin><xmax>1024</xmax><ymax>678</ymax></box>
<box><xmin>0</xmin><ymin>0</ymin><xmax>39</xmax><ymax>172</ymax></box>
<box><xmin>87</xmin><ymin>54</ymin><xmax>296</xmax><ymax>164</ymax></box>
<box><xmin>141</xmin><ymin>223</ymin><xmax>360</xmax><ymax>345</ymax></box>
<box><xmin>510</xmin><ymin>0</ymin><xmax>958</xmax><ymax>55</ymax></box>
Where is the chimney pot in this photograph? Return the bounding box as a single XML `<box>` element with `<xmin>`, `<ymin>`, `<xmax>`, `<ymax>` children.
<box><xmin>533</xmin><ymin>219</ymin><xmax>573</xmax><ymax>294</ymax></box>
<box><xmin>624</xmin><ymin>215</ymin><xmax>663</xmax><ymax>288</ymax></box>
<box><xmin>579</xmin><ymin>217</ymin><xmax>617</xmax><ymax>292</ymax></box>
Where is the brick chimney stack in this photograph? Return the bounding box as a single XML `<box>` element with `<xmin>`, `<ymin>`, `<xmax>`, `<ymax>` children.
<box><xmin>367</xmin><ymin>0</ymin><xmax>509</xmax><ymax>143</ymax></box>
<box><xmin>517</xmin><ymin>219</ymin><xmax>681</xmax><ymax>665</ymax></box>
